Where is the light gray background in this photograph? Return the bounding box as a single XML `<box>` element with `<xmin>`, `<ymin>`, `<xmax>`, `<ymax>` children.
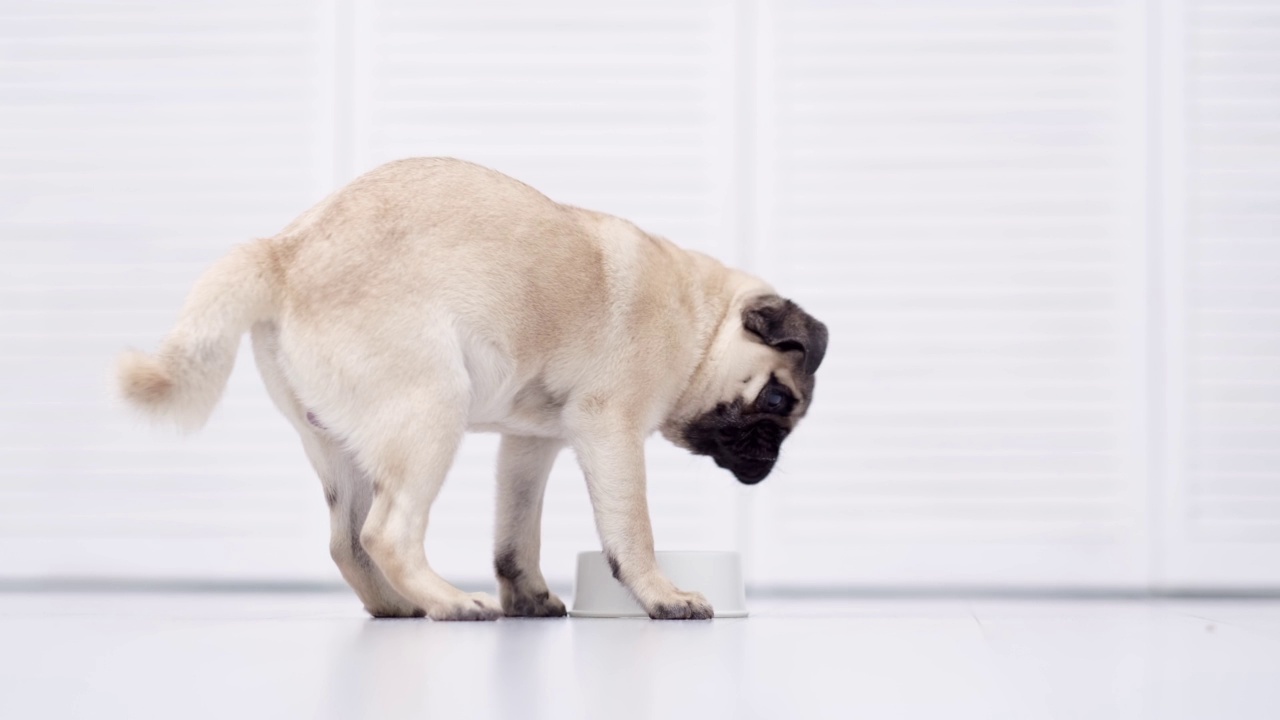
<box><xmin>2</xmin><ymin>0</ymin><xmax>1276</xmax><ymax>592</ymax></box>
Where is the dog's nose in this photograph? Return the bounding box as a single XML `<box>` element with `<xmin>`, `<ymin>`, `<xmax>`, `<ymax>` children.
<box><xmin>734</xmin><ymin>465</ymin><xmax>772</xmax><ymax>485</ymax></box>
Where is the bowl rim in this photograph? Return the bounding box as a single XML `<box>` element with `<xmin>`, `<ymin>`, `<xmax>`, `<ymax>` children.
<box><xmin>575</xmin><ymin>549</ymin><xmax>742</xmax><ymax>558</ymax></box>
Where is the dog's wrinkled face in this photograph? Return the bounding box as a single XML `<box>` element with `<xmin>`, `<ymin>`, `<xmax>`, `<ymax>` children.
<box><xmin>677</xmin><ymin>295</ymin><xmax>828</xmax><ymax>485</ymax></box>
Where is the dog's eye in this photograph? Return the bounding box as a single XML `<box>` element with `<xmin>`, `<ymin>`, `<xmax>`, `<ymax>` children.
<box><xmin>761</xmin><ymin>388</ymin><xmax>788</xmax><ymax>413</ymax></box>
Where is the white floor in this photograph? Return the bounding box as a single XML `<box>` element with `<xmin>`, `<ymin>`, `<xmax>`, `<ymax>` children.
<box><xmin>2</xmin><ymin>593</ymin><xmax>1279</xmax><ymax>719</ymax></box>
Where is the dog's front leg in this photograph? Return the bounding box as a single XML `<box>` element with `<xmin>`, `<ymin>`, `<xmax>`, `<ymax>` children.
<box><xmin>570</xmin><ymin>415</ymin><xmax>714</xmax><ymax>620</ymax></box>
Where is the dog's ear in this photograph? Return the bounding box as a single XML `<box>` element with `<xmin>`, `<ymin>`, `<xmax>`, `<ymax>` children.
<box><xmin>742</xmin><ymin>295</ymin><xmax>829</xmax><ymax>375</ymax></box>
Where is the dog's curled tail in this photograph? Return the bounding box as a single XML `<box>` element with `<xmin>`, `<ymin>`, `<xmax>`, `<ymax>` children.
<box><xmin>117</xmin><ymin>241</ymin><xmax>278</xmax><ymax>432</ymax></box>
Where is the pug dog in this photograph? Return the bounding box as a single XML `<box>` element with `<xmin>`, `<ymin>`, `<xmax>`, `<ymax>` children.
<box><xmin>117</xmin><ymin>158</ymin><xmax>827</xmax><ymax>621</ymax></box>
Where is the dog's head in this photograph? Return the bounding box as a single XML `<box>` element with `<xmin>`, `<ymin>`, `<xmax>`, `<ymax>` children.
<box><xmin>669</xmin><ymin>294</ymin><xmax>828</xmax><ymax>485</ymax></box>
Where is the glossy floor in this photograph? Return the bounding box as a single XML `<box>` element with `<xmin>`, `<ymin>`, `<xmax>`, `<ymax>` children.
<box><xmin>2</xmin><ymin>592</ymin><xmax>1278</xmax><ymax>719</ymax></box>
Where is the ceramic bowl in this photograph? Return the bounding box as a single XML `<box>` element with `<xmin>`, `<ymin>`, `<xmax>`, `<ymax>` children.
<box><xmin>569</xmin><ymin>550</ymin><xmax>748</xmax><ymax>618</ymax></box>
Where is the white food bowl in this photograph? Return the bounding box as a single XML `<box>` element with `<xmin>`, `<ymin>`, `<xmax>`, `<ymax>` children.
<box><xmin>569</xmin><ymin>550</ymin><xmax>748</xmax><ymax>618</ymax></box>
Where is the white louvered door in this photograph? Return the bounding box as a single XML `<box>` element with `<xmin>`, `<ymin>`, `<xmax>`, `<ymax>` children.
<box><xmin>351</xmin><ymin>0</ymin><xmax>743</xmax><ymax>582</ymax></box>
<box><xmin>749</xmin><ymin>0</ymin><xmax>1153</xmax><ymax>588</ymax></box>
<box><xmin>5</xmin><ymin>0</ymin><xmax>1280</xmax><ymax>591</ymax></box>
<box><xmin>1159</xmin><ymin>0</ymin><xmax>1280</xmax><ymax>588</ymax></box>
<box><xmin>0</xmin><ymin>0</ymin><xmax>338</xmax><ymax>579</ymax></box>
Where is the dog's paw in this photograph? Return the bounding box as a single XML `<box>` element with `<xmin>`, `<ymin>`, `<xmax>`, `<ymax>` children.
<box><xmin>365</xmin><ymin>602</ymin><xmax>426</xmax><ymax>619</ymax></box>
<box><xmin>645</xmin><ymin>589</ymin><xmax>714</xmax><ymax>620</ymax></box>
<box><xmin>502</xmin><ymin>587</ymin><xmax>568</xmax><ymax>618</ymax></box>
<box><xmin>426</xmin><ymin>591</ymin><xmax>504</xmax><ymax>621</ymax></box>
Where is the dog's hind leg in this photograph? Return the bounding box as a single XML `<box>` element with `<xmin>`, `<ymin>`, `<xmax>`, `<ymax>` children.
<box><xmin>351</xmin><ymin>372</ymin><xmax>504</xmax><ymax>621</ymax></box>
<box><xmin>305</xmin><ymin>436</ymin><xmax>425</xmax><ymax>618</ymax></box>
<box><xmin>278</xmin><ymin>321</ymin><xmax>500</xmax><ymax>622</ymax></box>
<box><xmin>250</xmin><ymin>323</ymin><xmax>421</xmax><ymax>618</ymax></box>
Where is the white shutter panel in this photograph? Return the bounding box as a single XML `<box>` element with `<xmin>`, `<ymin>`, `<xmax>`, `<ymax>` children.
<box><xmin>0</xmin><ymin>0</ymin><xmax>337</xmax><ymax>579</ymax></box>
<box><xmin>357</xmin><ymin>0</ymin><xmax>741</xmax><ymax>583</ymax></box>
<box><xmin>750</xmin><ymin>0</ymin><xmax>1152</xmax><ymax>587</ymax></box>
<box><xmin>1161</xmin><ymin>0</ymin><xmax>1280</xmax><ymax>586</ymax></box>
<box><xmin>17</xmin><ymin>0</ymin><xmax>1279</xmax><ymax>593</ymax></box>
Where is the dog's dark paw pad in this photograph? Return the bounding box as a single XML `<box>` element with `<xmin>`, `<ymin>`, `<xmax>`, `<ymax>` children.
<box><xmin>648</xmin><ymin>603</ymin><xmax>689</xmax><ymax>620</ymax></box>
<box><xmin>647</xmin><ymin>593</ymin><xmax>714</xmax><ymax>620</ymax></box>
<box><xmin>428</xmin><ymin>592</ymin><xmax>503</xmax><ymax>621</ymax></box>
<box><xmin>503</xmin><ymin>589</ymin><xmax>568</xmax><ymax>618</ymax></box>
<box><xmin>365</xmin><ymin>603</ymin><xmax>427</xmax><ymax>619</ymax></box>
